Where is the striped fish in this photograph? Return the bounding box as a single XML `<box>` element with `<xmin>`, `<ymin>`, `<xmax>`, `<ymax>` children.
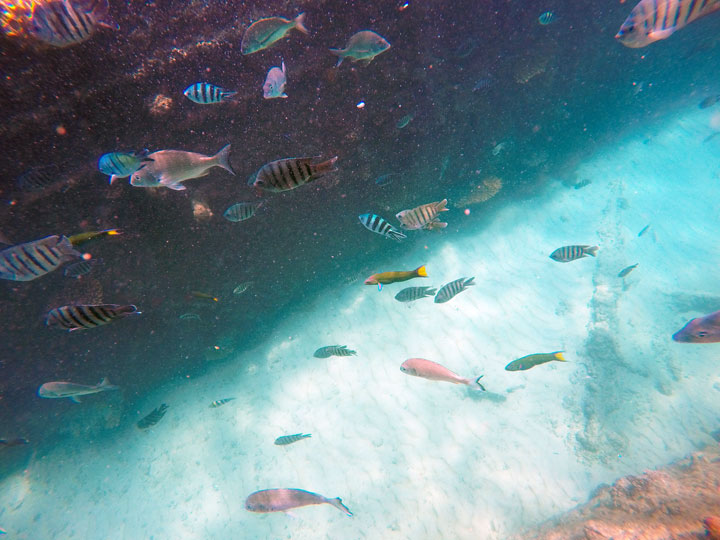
<box><xmin>98</xmin><ymin>151</ymin><xmax>152</xmax><ymax>184</ymax></box>
<box><xmin>250</xmin><ymin>156</ymin><xmax>338</xmax><ymax>192</ymax></box>
<box><xmin>183</xmin><ymin>83</ymin><xmax>237</xmax><ymax>104</ymax></box>
<box><xmin>396</xmin><ymin>199</ymin><xmax>449</xmax><ymax>230</ymax></box>
<box><xmin>616</xmin><ymin>0</ymin><xmax>720</xmax><ymax>48</ymax></box>
<box><xmin>30</xmin><ymin>0</ymin><xmax>113</xmax><ymax>48</ymax></box>
<box><xmin>313</xmin><ymin>345</ymin><xmax>357</xmax><ymax>358</ymax></box>
<box><xmin>358</xmin><ymin>213</ymin><xmax>407</xmax><ymax>241</ymax></box>
<box><xmin>434</xmin><ymin>277</ymin><xmax>475</xmax><ymax>304</ymax></box>
<box><xmin>549</xmin><ymin>245</ymin><xmax>598</xmax><ymax>263</ymax></box>
<box><xmin>16</xmin><ymin>164</ymin><xmax>67</xmax><ymax>192</ymax></box>
<box><xmin>137</xmin><ymin>404</ymin><xmax>169</xmax><ymax>429</ymax></box>
<box><xmin>223</xmin><ymin>202</ymin><xmax>261</xmax><ymax>222</ymax></box>
<box><xmin>63</xmin><ymin>258</ymin><xmax>100</xmax><ymax>278</ymax></box>
<box><xmin>0</xmin><ymin>235</ymin><xmax>81</xmax><ymax>281</ymax></box>
<box><xmin>45</xmin><ymin>304</ymin><xmax>139</xmax><ymax>331</ymax></box>
<box><xmin>394</xmin><ymin>286</ymin><xmax>437</xmax><ymax>303</ymax></box>
<box><xmin>209</xmin><ymin>398</ymin><xmax>235</xmax><ymax>408</ymax></box>
<box><xmin>274</xmin><ymin>433</ymin><xmax>311</xmax><ymax>446</ymax></box>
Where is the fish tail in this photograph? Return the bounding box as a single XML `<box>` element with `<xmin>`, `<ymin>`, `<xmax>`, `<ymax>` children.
<box><xmin>214</xmin><ymin>144</ymin><xmax>235</xmax><ymax>176</ymax></box>
<box><xmin>415</xmin><ymin>265</ymin><xmax>428</xmax><ymax>277</ymax></box>
<box><xmin>586</xmin><ymin>246</ymin><xmax>599</xmax><ymax>257</ymax></box>
<box><xmin>294</xmin><ymin>12</ymin><xmax>309</xmax><ymax>34</ymax></box>
<box><xmin>475</xmin><ymin>375</ymin><xmax>486</xmax><ymax>391</ymax></box>
<box><xmin>437</xmin><ymin>199</ymin><xmax>449</xmax><ymax>212</ymax></box>
<box><xmin>464</xmin><ymin>277</ymin><xmax>476</xmax><ymax>287</ymax></box>
<box><xmin>553</xmin><ymin>351</ymin><xmax>567</xmax><ymax>362</ymax></box>
<box><xmin>328</xmin><ymin>497</ymin><xmax>353</xmax><ymax>516</ymax></box>
<box><xmin>58</xmin><ymin>236</ymin><xmax>83</xmax><ymax>260</ymax></box>
<box><xmin>104</xmin><ymin>229</ymin><xmax>122</xmax><ymax>236</ymax></box>
<box><xmin>98</xmin><ymin>377</ymin><xmax>119</xmax><ymax>391</ymax></box>
<box><xmin>313</xmin><ymin>156</ymin><xmax>339</xmax><ymax>176</ymax></box>
<box><xmin>329</xmin><ymin>48</ymin><xmax>345</xmax><ymax>66</ymax></box>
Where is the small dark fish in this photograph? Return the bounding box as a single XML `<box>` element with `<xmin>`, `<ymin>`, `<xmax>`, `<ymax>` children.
<box><xmin>434</xmin><ymin>277</ymin><xmax>475</xmax><ymax>304</ymax></box>
<box><xmin>394</xmin><ymin>286</ymin><xmax>437</xmax><ymax>302</ymax></box>
<box><xmin>396</xmin><ymin>114</ymin><xmax>414</xmax><ymax>129</ymax></box>
<box><xmin>16</xmin><ymin>164</ymin><xmax>66</xmax><ymax>192</ymax></box>
<box><xmin>0</xmin><ymin>235</ymin><xmax>81</xmax><ymax>281</ymax></box>
<box><xmin>30</xmin><ymin>0</ymin><xmax>114</xmax><ymax>48</ymax></box>
<box><xmin>251</xmin><ymin>156</ymin><xmax>338</xmax><ymax>192</ymax></box>
<box><xmin>63</xmin><ymin>258</ymin><xmax>100</xmax><ymax>278</ymax></box>
<box><xmin>209</xmin><ymin>398</ymin><xmax>235</xmax><ymax>408</ymax></box>
<box><xmin>505</xmin><ymin>351</ymin><xmax>566</xmax><ymax>371</ymax></box>
<box><xmin>0</xmin><ymin>438</ymin><xmax>29</xmax><ymax>448</ymax></box>
<box><xmin>637</xmin><ymin>224</ymin><xmax>651</xmax><ymax>237</ymax></box>
<box><xmin>358</xmin><ymin>213</ymin><xmax>406</xmax><ymax>241</ymax></box>
<box><xmin>68</xmin><ymin>228</ymin><xmax>121</xmax><ymax>247</ymax></box>
<box><xmin>137</xmin><ymin>404</ymin><xmax>169</xmax><ymax>429</ymax></box>
<box><xmin>190</xmin><ymin>291</ymin><xmax>218</xmax><ymax>302</ymax></box>
<box><xmin>184</xmin><ymin>83</ymin><xmax>237</xmax><ymax>104</ymax></box>
<box><xmin>699</xmin><ymin>95</ymin><xmax>720</xmax><ymax>109</ymax></box>
<box><xmin>618</xmin><ymin>263</ymin><xmax>638</xmax><ymax>278</ymax></box>
<box><xmin>179</xmin><ymin>313</ymin><xmax>201</xmax><ymax>321</ymax></box>
<box><xmin>313</xmin><ymin>345</ymin><xmax>357</xmax><ymax>358</ymax></box>
<box><xmin>45</xmin><ymin>304</ymin><xmax>139</xmax><ymax>331</ymax></box>
<box><xmin>374</xmin><ymin>173</ymin><xmax>394</xmax><ymax>186</ymax></box>
<box><xmin>538</xmin><ymin>11</ymin><xmax>555</xmax><ymax>25</ymax></box>
<box><xmin>224</xmin><ymin>202</ymin><xmax>261</xmax><ymax>222</ymax></box>
<box><xmin>472</xmin><ymin>76</ymin><xmax>494</xmax><ymax>92</ymax></box>
<box><xmin>274</xmin><ymin>433</ymin><xmax>311</xmax><ymax>445</ymax></box>
<box><xmin>454</xmin><ymin>38</ymin><xmax>477</xmax><ymax>59</ymax></box>
<box><xmin>574</xmin><ymin>179</ymin><xmax>592</xmax><ymax>189</ymax></box>
<box><xmin>549</xmin><ymin>245</ymin><xmax>598</xmax><ymax>262</ymax></box>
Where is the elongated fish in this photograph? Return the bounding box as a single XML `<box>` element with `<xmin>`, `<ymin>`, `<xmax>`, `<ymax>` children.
<box><xmin>38</xmin><ymin>377</ymin><xmax>118</xmax><ymax>402</ymax></box>
<box><xmin>396</xmin><ymin>199</ymin><xmax>449</xmax><ymax>230</ymax></box>
<box><xmin>274</xmin><ymin>433</ymin><xmax>311</xmax><ymax>445</ymax></box>
<box><xmin>358</xmin><ymin>213</ymin><xmax>406</xmax><ymax>241</ymax></box>
<box><xmin>616</xmin><ymin>0</ymin><xmax>720</xmax><ymax>48</ymax></box>
<box><xmin>505</xmin><ymin>351</ymin><xmax>566</xmax><ymax>371</ymax></box>
<box><xmin>224</xmin><ymin>202</ymin><xmax>261</xmax><ymax>222</ymax></box>
<box><xmin>245</xmin><ymin>488</ymin><xmax>352</xmax><ymax>516</ymax></box>
<box><xmin>183</xmin><ymin>83</ymin><xmax>237</xmax><ymax>104</ymax></box>
<box><xmin>394</xmin><ymin>286</ymin><xmax>437</xmax><ymax>302</ymax></box>
<box><xmin>434</xmin><ymin>277</ymin><xmax>475</xmax><ymax>304</ymax></box>
<box><xmin>68</xmin><ymin>228</ymin><xmax>121</xmax><ymax>246</ymax></box>
<box><xmin>45</xmin><ymin>304</ymin><xmax>139</xmax><ymax>331</ymax></box>
<box><xmin>400</xmin><ymin>358</ymin><xmax>485</xmax><ymax>389</ymax></box>
<box><xmin>241</xmin><ymin>14</ymin><xmax>308</xmax><ymax>55</ymax></box>
<box><xmin>137</xmin><ymin>404</ymin><xmax>169</xmax><ymax>429</ymax></box>
<box><xmin>30</xmin><ymin>0</ymin><xmax>114</xmax><ymax>48</ymax></box>
<box><xmin>0</xmin><ymin>235</ymin><xmax>81</xmax><ymax>281</ymax></box>
<box><xmin>233</xmin><ymin>282</ymin><xmax>253</xmax><ymax>295</ymax></box>
<box><xmin>313</xmin><ymin>345</ymin><xmax>356</xmax><ymax>358</ymax></box>
<box><xmin>250</xmin><ymin>156</ymin><xmax>338</xmax><ymax>192</ymax></box>
<box><xmin>209</xmin><ymin>398</ymin><xmax>235</xmax><ymax>408</ymax></box>
<box><xmin>330</xmin><ymin>30</ymin><xmax>391</xmax><ymax>66</ymax></box>
<box><xmin>549</xmin><ymin>245</ymin><xmax>598</xmax><ymax>262</ymax></box>
<box><xmin>618</xmin><ymin>263</ymin><xmax>638</xmax><ymax>278</ymax></box>
<box><xmin>365</xmin><ymin>265</ymin><xmax>427</xmax><ymax>286</ymax></box>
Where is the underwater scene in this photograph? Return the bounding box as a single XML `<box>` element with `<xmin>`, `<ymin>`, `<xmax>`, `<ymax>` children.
<box><xmin>0</xmin><ymin>0</ymin><xmax>720</xmax><ymax>538</ymax></box>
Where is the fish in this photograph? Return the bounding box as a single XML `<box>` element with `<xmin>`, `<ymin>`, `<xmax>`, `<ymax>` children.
<box><xmin>454</xmin><ymin>38</ymin><xmax>477</xmax><ymax>59</ymax></box>
<box><xmin>16</xmin><ymin>164</ymin><xmax>67</xmax><ymax>192</ymax></box>
<box><xmin>492</xmin><ymin>142</ymin><xmax>507</xmax><ymax>156</ymax></box>
<box><xmin>233</xmin><ymin>282</ymin><xmax>253</xmax><ymax>295</ymax></box>
<box><xmin>313</xmin><ymin>345</ymin><xmax>356</xmax><ymax>358</ymax></box>
<box><xmin>472</xmin><ymin>76</ymin><xmax>494</xmax><ymax>92</ymax></box>
<box><xmin>400</xmin><ymin>358</ymin><xmax>485</xmax><ymax>389</ymax></box>
<box><xmin>504</xmin><ymin>351</ymin><xmax>566</xmax><ymax>371</ymax></box>
<box><xmin>672</xmin><ymin>310</ymin><xmax>720</xmax><ymax>342</ymax></box>
<box><xmin>245</xmin><ymin>488</ymin><xmax>352</xmax><ymax>516</ymax></box>
<box><xmin>538</xmin><ymin>11</ymin><xmax>555</xmax><ymax>24</ymax></box>
<box><xmin>394</xmin><ymin>286</ymin><xmax>437</xmax><ymax>302</ymax></box>
<box><xmin>223</xmin><ymin>202</ymin><xmax>261</xmax><ymax>222</ymax></box>
<box><xmin>637</xmin><ymin>224</ymin><xmax>651</xmax><ymax>237</ymax></box>
<box><xmin>358</xmin><ymin>214</ymin><xmax>407</xmax><ymax>241</ymax></box>
<box><xmin>29</xmin><ymin>0</ymin><xmax>114</xmax><ymax>48</ymax></box>
<box><xmin>241</xmin><ymin>13</ymin><xmax>308</xmax><ymax>55</ymax></box>
<box><xmin>38</xmin><ymin>377</ymin><xmax>118</xmax><ymax>403</ymax></box>
<box><xmin>700</xmin><ymin>95</ymin><xmax>720</xmax><ymax>109</ymax></box>
<box><xmin>63</xmin><ymin>258</ymin><xmax>100</xmax><ymax>278</ymax></box>
<box><xmin>68</xmin><ymin>228</ymin><xmax>121</xmax><ymax>246</ymax></box>
<box><xmin>574</xmin><ymin>178</ymin><xmax>592</xmax><ymax>189</ymax></box>
<box><xmin>45</xmin><ymin>304</ymin><xmax>139</xmax><ymax>331</ymax></box>
<box><xmin>137</xmin><ymin>404</ymin><xmax>169</xmax><ymax>429</ymax></box>
<box><xmin>374</xmin><ymin>173</ymin><xmax>394</xmax><ymax>186</ymax></box>
<box><xmin>250</xmin><ymin>156</ymin><xmax>338</xmax><ymax>192</ymax></box>
<box><xmin>99</xmin><ymin>151</ymin><xmax>152</xmax><ymax>184</ymax></box>
<box><xmin>274</xmin><ymin>433</ymin><xmax>311</xmax><ymax>445</ymax></box>
<box><xmin>0</xmin><ymin>438</ymin><xmax>29</xmax><ymax>448</ymax></box>
<box><xmin>190</xmin><ymin>291</ymin><xmax>218</xmax><ymax>302</ymax></box>
<box><xmin>179</xmin><ymin>313</ymin><xmax>201</xmax><ymax>321</ymax></box>
<box><xmin>209</xmin><ymin>398</ymin><xmax>235</xmax><ymax>408</ymax></box>
<box><xmin>365</xmin><ymin>266</ymin><xmax>427</xmax><ymax>286</ymax></box>
<box><xmin>434</xmin><ymin>277</ymin><xmax>475</xmax><ymax>304</ymax></box>
<box><xmin>704</xmin><ymin>131</ymin><xmax>720</xmax><ymax>143</ymax></box>
<box><xmin>330</xmin><ymin>30</ymin><xmax>391</xmax><ymax>66</ymax></box>
<box><xmin>618</xmin><ymin>263</ymin><xmax>638</xmax><ymax>278</ymax></box>
<box><xmin>616</xmin><ymin>0</ymin><xmax>720</xmax><ymax>48</ymax></box>
<box><xmin>130</xmin><ymin>144</ymin><xmax>234</xmax><ymax>191</ymax></box>
<box><xmin>0</xmin><ymin>235</ymin><xmax>82</xmax><ymax>281</ymax></box>
<box><xmin>396</xmin><ymin>114</ymin><xmax>414</xmax><ymax>129</ymax></box>
<box><xmin>549</xmin><ymin>245</ymin><xmax>598</xmax><ymax>262</ymax></box>
<box><xmin>263</xmin><ymin>61</ymin><xmax>288</xmax><ymax>99</ymax></box>
<box><xmin>396</xmin><ymin>199</ymin><xmax>449</xmax><ymax>230</ymax></box>
<box><xmin>183</xmin><ymin>83</ymin><xmax>237</xmax><ymax>105</ymax></box>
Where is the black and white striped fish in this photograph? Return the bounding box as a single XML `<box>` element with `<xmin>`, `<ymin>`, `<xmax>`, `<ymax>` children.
<box><xmin>394</xmin><ymin>286</ymin><xmax>437</xmax><ymax>303</ymax></box>
<box><xmin>396</xmin><ymin>199</ymin><xmax>449</xmax><ymax>230</ymax></box>
<box><xmin>313</xmin><ymin>345</ymin><xmax>357</xmax><ymax>358</ymax></box>
<box><xmin>30</xmin><ymin>0</ymin><xmax>113</xmax><ymax>48</ymax></box>
<box><xmin>137</xmin><ymin>404</ymin><xmax>169</xmax><ymax>429</ymax></box>
<box><xmin>250</xmin><ymin>156</ymin><xmax>338</xmax><ymax>192</ymax></box>
<box><xmin>274</xmin><ymin>433</ymin><xmax>311</xmax><ymax>446</ymax></box>
<box><xmin>223</xmin><ymin>202</ymin><xmax>261</xmax><ymax>222</ymax></box>
<box><xmin>183</xmin><ymin>83</ymin><xmax>237</xmax><ymax>104</ymax></box>
<box><xmin>358</xmin><ymin>213</ymin><xmax>407</xmax><ymax>241</ymax></box>
<box><xmin>45</xmin><ymin>303</ymin><xmax>139</xmax><ymax>331</ymax></box>
<box><xmin>434</xmin><ymin>277</ymin><xmax>475</xmax><ymax>304</ymax></box>
<box><xmin>0</xmin><ymin>235</ymin><xmax>81</xmax><ymax>281</ymax></box>
<box><xmin>16</xmin><ymin>164</ymin><xmax>67</xmax><ymax>192</ymax></box>
<box><xmin>209</xmin><ymin>398</ymin><xmax>235</xmax><ymax>408</ymax></box>
<box><xmin>549</xmin><ymin>245</ymin><xmax>598</xmax><ymax>263</ymax></box>
<box><xmin>63</xmin><ymin>258</ymin><xmax>100</xmax><ymax>278</ymax></box>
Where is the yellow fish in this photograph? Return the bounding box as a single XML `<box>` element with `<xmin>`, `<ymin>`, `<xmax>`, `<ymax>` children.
<box><xmin>364</xmin><ymin>265</ymin><xmax>427</xmax><ymax>286</ymax></box>
<box><xmin>505</xmin><ymin>352</ymin><xmax>566</xmax><ymax>371</ymax></box>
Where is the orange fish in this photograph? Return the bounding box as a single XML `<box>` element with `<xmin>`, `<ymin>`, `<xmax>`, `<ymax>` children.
<box><xmin>400</xmin><ymin>358</ymin><xmax>485</xmax><ymax>390</ymax></box>
<box><xmin>705</xmin><ymin>517</ymin><xmax>720</xmax><ymax>540</ymax></box>
<box><xmin>364</xmin><ymin>265</ymin><xmax>427</xmax><ymax>286</ymax></box>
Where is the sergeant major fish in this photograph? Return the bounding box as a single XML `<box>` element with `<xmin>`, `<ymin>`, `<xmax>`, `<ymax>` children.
<box><xmin>358</xmin><ymin>213</ymin><xmax>407</xmax><ymax>241</ymax></box>
<box><xmin>364</xmin><ymin>265</ymin><xmax>428</xmax><ymax>286</ymax></box>
<box><xmin>45</xmin><ymin>304</ymin><xmax>139</xmax><ymax>331</ymax></box>
<box><xmin>250</xmin><ymin>156</ymin><xmax>338</xmax><ymax>192</ymax></box>
<box><xmin>130</xmin><ymin>145</ymin><xmax>234</xmax><ymax>191</ymax></box>
<box><xmin>396</xmin><ymin>199</ymin><xmax>449</xmax><ymax>230</ymax></box>
<box><xmin>183</xmin><ymin>83</ymin><xmax>237</xmax><ymax>104</ymax></box>
<box><xmin>505</xmin><ymin>351</ymin><xmax>566</xmax><ymax>371</ymax></box>
<box><xmin>245</xmin><ymin>488</ymin><xmax>352</xmax><ymax>516</ymax></box>
<box><xmin>313</xmin><ymin>345</ymin><xmax>357</xmax><ymax>358</ymax></box>
<box><xmin>63</xmin><ymin>258</ymin><xmax>100</xmax><ymax>278</ymax></box>
<box><xmin>274</xmin><ymin>433</ymin><xmax>311</xmax><ymax>445</ymax></box>
<box><xmin>16</xmin><ymin>164</ymin><xmax>67</xmax><ymax>192</ymax></box>
<box><xmin>38</xmin><ymin>377</ymin><xmax>118</xmax><ymax>402</ymax></box>
<box><xmin>99</xmin><ymin>151</ymin><xmax>152</xmax><ymax>184</ymax></box>
<box><xmin>549</xmin><ymin>245</ymin><xmax>598</xmax><ymax>262</ymax></box>
<box><xmin>434</xmin><ymin>277</ymin><xmax>475</xmax><ymax>304</ymax></box>
<box><xmin>137</xmin><ymin>404</ymin><xmax>169</xmax><ymax>429</ymax></box>
<box><xmin>0</xmin><ymin>235</ymin><xmax>81</xmax><ymax>281</ymax></box>
<box><xmin>263</xmin><ymin>62</ymin><xmax>288</xmax><ymax>99</ymax></box>
<box><xmin>224</xmin><ymin>202</ymin><xmax>261</xmax><ymax>222</ymax></box>
<box><xmin>394</xmin><ymin>286</ymin><xmax>437</xmax><ymax>302</ymax></box>
<box><xmin>400</xmin><ymin>358</ymin><xmax>485</xmax><ymax>389</ymax></box>
<box><xmin>672</xmin><ymin>310</ymin><xmax>720</xmax><ymax>343</ymax></box>
<box><xmin>29</xmin><ymin>0</ymin><xmax>115</xmax><ymax>48</ymax></box>
<box><xmin>330</xmin><ymin>30</ymin><xmax>391</xmax><ymax>66</ymax></box>
<box><xmin>241</xmin><ymin>13</ymin><xmax>308</xmax><ymax>55</ymax></box>
<box><xmin>209</xmin><ymin>398</ymin><xmax>235</xmax><ymax>408</ymax></box>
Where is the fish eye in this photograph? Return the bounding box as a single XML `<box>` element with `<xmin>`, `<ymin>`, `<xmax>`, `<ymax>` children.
<box><xmin>697</xmin><ymin>331</ymin><xmax>708</xmax><ymax>337</ymax></box>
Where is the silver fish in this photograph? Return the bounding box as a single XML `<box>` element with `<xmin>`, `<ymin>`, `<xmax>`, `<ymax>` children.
<box><xmin>0</xmin><ymin>235</ymin><xmax>81</xmax><ymax>281</ymax></box>
<box><xmin>46</xmin><ymin>304</ymin><xmax>139</xmax><ymax>331</ymax></box>
<box><xmin>263</xmin><ymin>61</ymin><xmax>288</xmax><ymax>99</ymax></box>
<box><xmin>330</xmin><ymin>30</ymin><xmax>391</xmax><ymax>66</ymax></box>
<box><xmin>29</xmin><ymin>0</ymin><xmax>114</xmax><ymax>48</ymax></box>
<box><xmin>38</xmin><ymin>377</ymin><xmax>118</xmax><ymax>403</ymax></box>
<box><xmin>313</xmin><ymin>345</ymin><xmax>357</xmax><ymax>358</ymax></box>
<box><xmin>250</xmin><ymin>156</ymin><xmax>338</xmax><ymax>192</ymax></box>
<box><xmin>394</xmin><ymin>286</ymin><xmax>437</xmax><ymax>303</ymax></box>
<box><xmin>274</xmin><ymin>433</ymin><xmax>311</xmax><ymax>445</ymax></box>
<box><xmin>358</xmin><ymin>213</ymin><xmax>406</xmax><ymax>241</ymax></box>
<box><xmin>434</xmin><ymin>277</ymin><xmax>475</xmax><ymax>304</ymax></box>
<box><xmin>549</xmin><ymin>245</ymin><xmax>598</xmax><ymax>262</ymax></box>
<box><xmin>396</xmin><ymin>199</ymin><xmax>449</xmax><ymax>230</ymax></box>
<box><xmin>209</xmin><ymin>398</ymin><xmax>235</xmax><ymax>408</ymax></box>
<box><xmin>63</xmin><ymin>258</ymin><xmax>100</xmax><ymax>278</ymax></box>
<box><xmin>233</xmin><ymin>282</ymin><xmax>253</xmax><ymax>295</ymax></box>
<box><xmin>223</xmin><ymin>202</ymin><xmax>261</xmax><ymax>222</ymax></box>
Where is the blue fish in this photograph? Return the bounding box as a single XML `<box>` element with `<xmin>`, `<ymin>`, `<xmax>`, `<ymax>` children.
<box><xmin>98</xmin><ymin>151</ymin><xmax>152</xmax><ymax>184</ymax></box>
<box><xmin>0</xmin><ymin>235</ymin><xmax>81</xmax><ymax>281</ymax></box>
<box><xmin>30</xmin><ymin>0</ymin><xmax>114</xmax><ymax>48</ymax></box>
<box><xmin>538</xmin><ymin>11</ymin><xmax>555</xmax><ymax>25</ymax></box>
<box><xmin>184</xmin><ymin>83</ymin><xmax>237</xmax><ymax>104</ymax></box>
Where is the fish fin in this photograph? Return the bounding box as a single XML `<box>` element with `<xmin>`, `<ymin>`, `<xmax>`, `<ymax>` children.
<box><xmin>464</xmin><ymin>277</ymin><xmax>475</xmax><ymax>287</ymax></box>
<box><xmin>553</xmin><ymin>352</ymin><xmax>567</xmax><ymax>362</ymax></box>
<box><xmin>214</xmin><ymin>144</ymin><xmax>235</xmax><ymax>176</ymax></box>
<box><xmin>648</xmin><ymin>27</ymin><xmax>676</xmax><ymax>41</ymax></box>
<box><xmin>109</xmin><ymin>174</ymin><xmax>120</xmax><ymax>185</ymax></box>
<box><xmin>475</xmin><ymin>375</ymin><xmax>486</xmax><ymax>391</ymax></box>
<box><xmin>281</xmin><ymin>60</ymin><xmax>286</xmax><ymax>75</ymax></box>
<box><xmin>378</xmin><ymin>283</ymin><xmax>382</xmax><ymax>291</ymax></box>
<box><xmin>281</xmin><ymin>93</ymin><xmax>288</xmax><ymax>98</ymax></box>
<box><xmin>311</xmin><ymin>156</ymin><xmax>339</xmax><ymax>177</ymax></box>
<box><xmin>415</xmin><ymin>265</ymin><xmax>428</xmax><ymax>277</ymax></box>
<box><xmin>98</xmin><ymin>377</ymin><xmax>119</xmax><ymax>390</ymax></box>
<box><xmin>328</xmin><ymin>497</ymin><xmax>353</xmax><ymax>516</ymax></box>
<box><xmin>163</xmin><ymin>183</ymin><xmax>187</xmax><ymax>191</ymax></box>
<box><xmin>586</xmin><ymin>246</ymin><xmax>599</xmax><ymax>257</ymax></box>
<box><xmin>329</xmin><ymin>48</ymin><xmax>345</xmax><ymax>66</ymax></box>
<box><xmin>437</xmin><ymin>199</ymin><xmax>449</xmax><ymax>212</ymax></box>
<box><xmin>71</xmin><ymin>396</ymin><xmax>81</xmax><ymax>403</ymax></box>
<box><xmin>294</xmin><ymin>12</ymin><xmax>309</xmax><ymax>34</ymax></box>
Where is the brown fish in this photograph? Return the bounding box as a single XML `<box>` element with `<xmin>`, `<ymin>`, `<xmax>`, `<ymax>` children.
<box><xmin>364</xmin><ymin>265</ymin><xmax>427</xmax><ymax>286</ymax></box>
<box><xmin>245</xmin><ymin>488</ymin><xmax>352</xmax><ymax>516</ymax></box>
<box><xmin>400</xmin><ymin>358</ymin><xmax>485</xmax><ymax>389</ymax></box>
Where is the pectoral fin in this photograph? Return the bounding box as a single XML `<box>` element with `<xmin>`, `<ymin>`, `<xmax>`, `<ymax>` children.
<box><xmin>648</xmin><ymin>27</ymin><xmax>676</xmax><ymax>41</ymax></box>
<box><xmin>70</xmin><ymin>396</ymin><xmax>82</xmax><ymax>403</ymax></box>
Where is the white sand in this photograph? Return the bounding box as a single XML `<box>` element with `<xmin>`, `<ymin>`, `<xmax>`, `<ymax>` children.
<box><xmin>2</xmin><ymin>107</ymin><xmax>720</xmax><ymax>539</ymax></box>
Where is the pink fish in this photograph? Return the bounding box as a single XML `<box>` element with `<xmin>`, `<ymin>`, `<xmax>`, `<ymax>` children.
<box><xmin>400</xmin><ymin>358</ymin><xmax>485</xmax><ymax>389</ymax></box>
<box><xmin>672</xmin><ymin>310</ymin><xmax>720</xmax><ymax>343</ymax></box>
<box><xmin>245</xmin><ymin>488</ymin><xmax>352</xmax><ymax>516</ymax></box>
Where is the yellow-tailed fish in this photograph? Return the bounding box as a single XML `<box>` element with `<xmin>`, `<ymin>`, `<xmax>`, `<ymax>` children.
<box><xmin>364</xmin><ymin>265</ymin><xmax>427</xmax><ymax>288</ymax></box>
<box><xmin>68</xmin><ymin>228</ymin><xmax>122</xmax><ymax>247</ymax></box>
<box><xmin>190</xmin><ymin>291</ymin><xmax>218</xmax><ymax>302</ymax></box>
<box><xmin>504</xmin><ymin>352</ymin><xmax>566</xmax><ymax>371</ymax></box>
